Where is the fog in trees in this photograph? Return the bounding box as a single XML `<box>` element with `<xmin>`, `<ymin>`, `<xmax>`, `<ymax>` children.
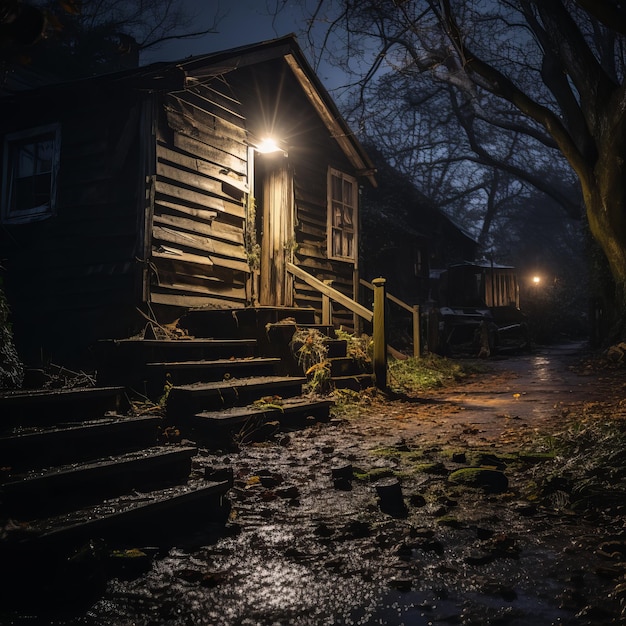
<box><xmin>277</xmin><ymin>0</ymin><xmax>626</xmax><ymax>342</ymax></box>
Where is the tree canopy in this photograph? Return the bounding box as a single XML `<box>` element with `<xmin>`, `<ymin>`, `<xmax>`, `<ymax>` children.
<box><xmin>2</xmin><ymin>0</ymin><xmax>222</xmax><ymax>79</ymax></box>
<box><xmin>282</xmin><ymin>0</ymin><xmax>626</xmax><ymax>338</ymax></box>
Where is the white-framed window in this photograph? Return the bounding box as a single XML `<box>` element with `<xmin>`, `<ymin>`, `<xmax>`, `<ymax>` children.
<box><xmin>328</xmin><ymin>167</ymin><xmax>357</xmax><ymax>261</ymax></box>
<box><xmin>2</xmin><ymin>124</ymin><xmax>61</xmax><ymax>224</ymax></box>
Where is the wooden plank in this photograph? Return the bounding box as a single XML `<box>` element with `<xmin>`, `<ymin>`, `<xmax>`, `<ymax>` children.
<box><xmin>169</xmin><ymin>97</ymin><xmax>247</xmax><ymax>145</ymax></box>
<box><xmin>150</xmin><ymin>290</ymin><xmax>247</xmax><ymax>308</ymax></box>
<box><xmin>152</xmin><ymin>249</ymin><xmax>213</xmax><ymax>267</ymax></box>
<box><xmin>152</xmin><ymin>248</ymin><xmax>249</xmax><ymax>273</ymax></box>
<box><xmin>164</xmin><ymin>108</ymin><xmax>247</xmax><ymax>160</ymax></box>
<box><xmin>158</xmin><ymin>134</ymin><xmax>247</xmax><ymax>175</ymax></box>
<box><xmin>152</xmin><ymin>225</ymin><xmax>246</xmax><ymax>259</ymax></box>
<box><xmin>287</xmin><ymin>262</ymin><xmax>372</xmax><ymax>322</ymax></box>
<box><xmin>155</xmin><ymin>179</ymin><xmax>245</xmax><ymax>219</ymax></box>
<box><xmin>182</xmin><ymin>88</ymin><xmax>247</xmax><ymax>130</ymax></box>
<box><xmin>155</xmin><ymin>279</ymin><xmax>245</xmax><ymax>297</ymax></box>
<box><xmin>152</xmin><ymin>213</ymin><xmax>244</xmax><ymax>245</ymax></box>
<box><xmin>157</xmin><ymin>161</ymin><xmax>226</xmax><ymax>197</ymax></box>
<box><xmin>297</xmin><ymin>222</ymin><xmax>325</xmax><ymax>239</ymax></box>
<box><xmin>158</xmin><ymin>145</ymin><xmax>248</xmax><ymax>192</ymax></box>
<box><xmin>154</xmin><ymin>198</ymin><xmax>218</xmax><ymax>223</ymax></box>
<box><xmin>157</xmin><ymin>268</ymin><xmax>246</xmax><ymax>289</ymax></box>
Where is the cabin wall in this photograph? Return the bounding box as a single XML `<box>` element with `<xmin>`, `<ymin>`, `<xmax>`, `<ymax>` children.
<box><xmin>151</xmin><ymin>82</ymin><xmax>250</xmax><ymax>312</ymax></box>
<box><xmin>0</xmin><ymin>89</ymin><xmax>145</xmax><ymax>367</ymax></box>
<box><xmin>291</xmin><ymin>148</ymin><xmax>359</xmax><ymax>331</ymax></box>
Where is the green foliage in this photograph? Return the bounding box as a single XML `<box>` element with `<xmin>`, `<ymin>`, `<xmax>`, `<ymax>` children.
<box><xmin>290</xmin><ymin>328</ymin><xmax>329</xmax><ymax>372</ymax></box>
<box><xmin>0</xmin><ymin>283</ymin><xmax>23</xmax><ymax>389</ymax></box>
<box><xmin>335</xmin><ymin>328</ymin><xmax>372</xmax><ymax>370</ymax></box>
<box><xmin>388</xmin><ymin>354</ymin><xmax>482</xmax><ymax>393</ymax></box>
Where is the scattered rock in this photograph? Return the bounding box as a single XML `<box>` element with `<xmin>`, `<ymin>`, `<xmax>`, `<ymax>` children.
<box><xmin>388</xmin><ymin>577</ymin><xmax>412</xmax><ymax>591</ymax></box>
<box><xmin>375</xmin><ymin>477</ymin><xmax>408</xmax><ymax>517</ymax></box>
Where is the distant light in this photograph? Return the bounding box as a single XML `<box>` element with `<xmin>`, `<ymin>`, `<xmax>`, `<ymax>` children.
<box><xmin>256</xmin><ymin>138</ymin><xmax>281</xmax><ymax>154</ymax></box>
<box><xmin>532</xmin><ymin>276</ymin><xmax>541</xmax><ymax>285</ymax></box>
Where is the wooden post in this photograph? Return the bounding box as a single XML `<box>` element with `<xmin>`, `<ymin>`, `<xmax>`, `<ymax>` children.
<box><xmin>372</xmin><ymin>277</ymin><xmax>387</xmax><ymax>390</ymax></box>
<box><xmin>412</xmin><ymin>304</ymin><xmax>421</xmax><ymax>358</ymax></box>
<box><xmin>322</xmin><ymin>280</ymin><xmax>333</xmax><ymax>325</ymax></box>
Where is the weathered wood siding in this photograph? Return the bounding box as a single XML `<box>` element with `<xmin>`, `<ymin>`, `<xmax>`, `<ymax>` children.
<box><xmin>231</xmin><ymin>60</ymin><xmax>361</xmax><ymax>329</ymax></box>
<box><xmin>0</xmin><ymin>89</ymin><xmax>144</xmax><ymax>366</ymax></box>
<box><xmin>151</xmin><ymin>80</ymin><xmax>250</xmax><ymax>310</ymax></box>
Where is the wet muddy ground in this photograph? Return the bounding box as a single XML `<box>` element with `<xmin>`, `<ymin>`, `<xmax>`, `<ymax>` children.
<box><xmin>13</xmin><ymin>342</ymin><xmax>626</xmax><ymax>625</ymax></box>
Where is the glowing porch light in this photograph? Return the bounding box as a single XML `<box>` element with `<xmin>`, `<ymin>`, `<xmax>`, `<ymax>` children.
<box><xmin>532</xmin><ymin>275</ymin><xmax>541</xmax><ymax>285</ymax></box>
<box><xmin>256</xmin><ymin>137</ymin><xmax>282</xmax><ymax>154</ymax></box>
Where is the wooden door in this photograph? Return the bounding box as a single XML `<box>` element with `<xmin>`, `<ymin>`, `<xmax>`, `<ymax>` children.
<box><xmin>257</xmin><ymin>153</ymin><xmax>294</xmax><ymax>306</ymax></box>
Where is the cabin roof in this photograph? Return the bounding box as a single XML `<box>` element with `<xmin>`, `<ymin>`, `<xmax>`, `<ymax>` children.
<box><xmin>2</xmin><ymin>35</ymin><xmax>376</xmax><ymax>186</ymax></box>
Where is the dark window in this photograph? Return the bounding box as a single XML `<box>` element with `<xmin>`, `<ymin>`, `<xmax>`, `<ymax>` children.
<box><xmin>2</xmin><ymin>125</ymin><xmax>60</xmax><ymax>223</ymax></box>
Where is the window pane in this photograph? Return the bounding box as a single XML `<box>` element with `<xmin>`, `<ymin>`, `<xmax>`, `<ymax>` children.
<box><xmin>36</xmin><ymin>139</ymin><xmax>54</xmax><ymax>174</ymax></box>
<box><xmin>342</xmin><ymin>206</ymin><xmax>353</xmax><ymax>227</ymax></box>
<box><xmin>343</xmin><ymin>179</ymin><xmax>352</xmax><ymax>206</ymax></box>
<box><xmin>333</xmin><ymin>203</ymin><xmax>343</xmax><ymax>227</ymax></box>
<box><xmin>17</xmin><ymin>143</ymin><xmax>36</xmax><ymax>177</ymax></box>
<box><xmin>331</xmin><ymin>175</ymin><xmax>342</xmax><ymax>201</ymax></box>
<box><xmin>345</xmin><ymin>232</ymin><xmax>353</xmax><ymax>258</ymax></box>
<box><xmin>332</xmin><ymin>228</ymin><xmax>342</xmax><ymax>257</ymax></box>
<box><xmin>5</xmin><ymin>129</ymin><xmax>58</xmax><ymax>217</ymax></box>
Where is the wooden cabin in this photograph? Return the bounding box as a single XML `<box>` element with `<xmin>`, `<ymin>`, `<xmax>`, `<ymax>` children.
<box><xmin>0</xmin><ymin>36</ymin><xmax>376</xmax><ymax>368</ymax></box>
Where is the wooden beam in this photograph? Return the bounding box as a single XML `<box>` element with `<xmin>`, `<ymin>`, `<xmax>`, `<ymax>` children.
<box><xmin>287</xmin><ymin>262</ymin><xmax>373</xmax><ymax>322</ymax></box>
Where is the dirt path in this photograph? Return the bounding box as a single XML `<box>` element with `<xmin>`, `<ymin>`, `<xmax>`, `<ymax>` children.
<box><xmin>41</xmin><ymin>343</ymin><xmax>626</xmax><ymax>625</ymax></box>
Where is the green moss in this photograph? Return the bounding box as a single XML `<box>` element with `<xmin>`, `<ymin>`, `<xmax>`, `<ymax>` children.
<box><xmin>448</xmin><ymin>468</ymin><xmax>509</xmax><ymax>493</ymax></box>
<box><xmin>353</xmin><ymin>467</ymin><xmax>396</xmax><ymax>482</ymax></box>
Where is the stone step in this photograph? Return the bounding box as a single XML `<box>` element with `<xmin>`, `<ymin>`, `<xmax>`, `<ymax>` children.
<box><xmin>2</xmin><ymin>445</ymin><xmax>198</xmax><ymax>518</ymax></box>
<box><xmin>190</xmin><ymin>396</ymin><xmax>334</xmax><ymax>447</ymax></box>
<box><xmin>166</xmin><ymin>376</ymin><xmax>307</xmax><ymax>421</ymax></box>
<box><xmin>0</xmin><ymin>386</ymin><xmax>128</xmax><ymax>428</ymax></box>
<box><xmin>143</xmin><ymin>357</ymin><xmax>281</xmax><ymax>395</ymax></box>
<box><xmin>0</xmin><ymin>415</ymin><xmax>161</xmax><ymax>472</ymax></box>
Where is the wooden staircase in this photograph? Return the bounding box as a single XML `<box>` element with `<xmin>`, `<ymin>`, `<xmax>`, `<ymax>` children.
<box><xmin>96</xmin><ymin>306</ymin><xmax>372</xmax><ymax>447</ymax></box>
<box><xmin>0</xmin><ymin>305</ymin><xmax>372</xmax><ymax>600</ymax></box>
<box><xmin>0</xmin><ymin>385</ymin><xmax>232</xmax><ymax>605</ymax></box>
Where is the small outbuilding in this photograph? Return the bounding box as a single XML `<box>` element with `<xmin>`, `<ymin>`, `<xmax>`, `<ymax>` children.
<box><xmin>0</xmin><ymin>36</ymin><xmax>376</xmax><ymax>367</ymax></box>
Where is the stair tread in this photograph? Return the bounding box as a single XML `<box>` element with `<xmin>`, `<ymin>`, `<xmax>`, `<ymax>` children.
<box><xmin>6</xmin><ymin>479</ymin><xmax>231</xmax><ymax>546</ymax></box>
<box><xmin>171</xmin><ymin>375</ymin><xmax>306</xmax><ymax>392</ymax></box>
<box><xmin>106</xmin><ymin>338</ymin><xmax>256</xmax><ymax>346</ymax></box>
<box><xmin>195</xmin><ymin>396</ymin><xmax>333</xmax><ymax>421</ymax></box>
<box><xmin>146</xmin><ymin>357</ymin><xmax>280</xmax><ymax>367</ymax></box>
<box><xmin>3</xmin><ymin>445</ymin><xmax>197</xmax><ymax>488</ymax></box>
<box><xmin>0</xmin><ymin>385</ymin><xmax>124</xmax><ymax>402</ymax></box>
<box><xmin>1</xmin><ymin>414</ymin><xmax>159</xmax><ymax>440</ymax></box>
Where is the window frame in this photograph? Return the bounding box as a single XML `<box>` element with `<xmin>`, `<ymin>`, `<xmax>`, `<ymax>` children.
<box><xmin>327</xmin><ymin>167</ymin><xmax>358</xmax><ymax>262</ymax></box>
<box><xmin>1</xmin><ymin>123</ymin><xmax>61</xmax><ymax>224</ymax></box>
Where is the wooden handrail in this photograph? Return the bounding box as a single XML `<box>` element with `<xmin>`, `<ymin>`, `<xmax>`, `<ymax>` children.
<box><xmin>288</xmin><ymin>262</ymin><xmax>391</xmax><ymax>389</ymax></box>
<box><xmin>360</xmin><ymin>278</ymin><xmax>421</xmax><ymax>358</ymax></box>
<box><xmin>287</xmin><ymin>262</ymin><xmax>373</xmax><ymax>322</ymax></box>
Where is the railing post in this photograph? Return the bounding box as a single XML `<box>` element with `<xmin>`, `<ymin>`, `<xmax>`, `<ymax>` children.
<box><xmin>412</xmin><ymin>304</ymin><xmax>421</xmax><ymax>358</ymax></box>
<box><xmin>322</xmin><ymin>280</ymin><xmax>333</xmax><ymax>325</ymax></box>
<box><xmin>372</xmin><ymin>277</ymin><xmax>387</xmax><ymax>390</ymax></box>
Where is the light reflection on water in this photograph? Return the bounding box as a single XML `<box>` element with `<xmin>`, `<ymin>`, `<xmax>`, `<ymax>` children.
<box><xmin>532</xmin><ymin>355</ymin><xmax>552</xmax><ymax>383</ymax></box>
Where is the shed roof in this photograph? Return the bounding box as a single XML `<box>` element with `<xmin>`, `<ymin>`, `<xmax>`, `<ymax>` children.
<box><xmin>3</xmin><ymin>35</ymin><xmax>376</xmax><ymax>186</ymax></box>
